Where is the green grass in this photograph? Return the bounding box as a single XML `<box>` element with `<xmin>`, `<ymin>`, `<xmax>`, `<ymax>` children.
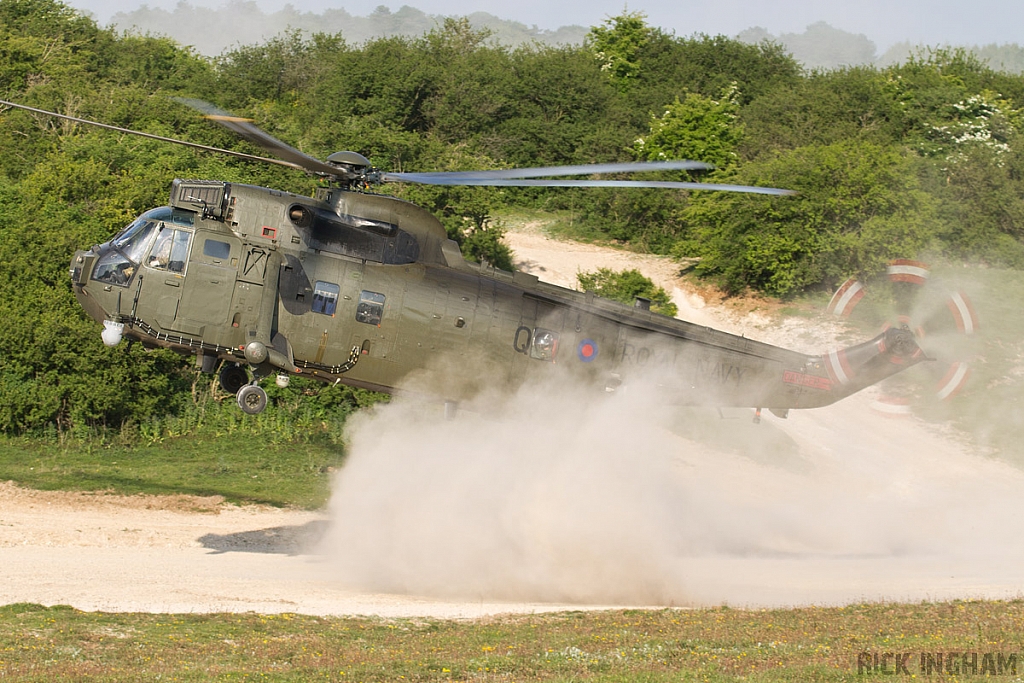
<box><xmin>0</xmin><ymin>433</ymin><xmax>343</xmax><ymax>509</ymax></box>
<box><xmin>1</xmin><ymin>601</ymin><xmax>1023</xmax><ymax>681</ymax></box>
<box><xmin>0</xmin><ymin>379</ymin><xmax>382</xmax><ymax>508</ymax></box>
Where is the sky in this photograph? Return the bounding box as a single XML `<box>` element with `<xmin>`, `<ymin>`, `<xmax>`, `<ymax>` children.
<box><xmin>67</xmin><ymin>0</ymin><xmax>1023</xmax><ymax>51</ymax></box>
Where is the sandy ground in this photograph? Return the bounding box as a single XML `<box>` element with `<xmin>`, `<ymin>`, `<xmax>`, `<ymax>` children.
<box><xmin>0</xmin><ymin>482</ymin><xmax>610</xmax><ymax>617</ymax></box>
<box><xmin>1</xmin><ymin>227</ymin><xmax>1021</xmax><ymax>616</ymax></box>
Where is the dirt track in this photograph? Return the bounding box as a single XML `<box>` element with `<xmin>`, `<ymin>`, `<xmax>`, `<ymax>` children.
<box><xmin>0</xmin><ymin>481</ymin><xmax>610</xmax><ymax>617</ymax></box>
<box><xmin>1</xmin><ymin>229</ymin><xmax>1022</xmax><ymax>615</ymax></box>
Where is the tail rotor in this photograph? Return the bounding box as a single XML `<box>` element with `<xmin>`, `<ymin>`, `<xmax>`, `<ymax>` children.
<box><xmin>827</xmin><ymin>260</ymin><xmax>980</xmax><ymax>415</ymax></box>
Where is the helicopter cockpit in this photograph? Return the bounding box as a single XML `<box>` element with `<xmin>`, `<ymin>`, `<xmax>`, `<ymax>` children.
<box><xmin>91</xmin><ymin>207</ymin><xmax>195</xmax><ymax>286</ymax></box>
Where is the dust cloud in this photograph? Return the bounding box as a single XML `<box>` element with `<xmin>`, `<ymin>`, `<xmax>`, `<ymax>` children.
<box><xmin>319</xmin><ymin>353</ymin><xmax>1024</xmax><ymax>608</ymax></box>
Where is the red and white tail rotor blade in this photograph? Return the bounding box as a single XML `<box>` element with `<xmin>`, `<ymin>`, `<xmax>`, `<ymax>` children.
<box><xmin>828</xmin><ymin>260</ymin><xmax>979</xmax><ymax>412</ymax></box>
<box><xmin>887</xmin><ymin>259</ymin><xmax>930</xmax><ymax>285</ymax></box>
<box><xmin>827</xmin><ymin>278</ymin><xmax>866</xmax><ymax>318</ymax></box>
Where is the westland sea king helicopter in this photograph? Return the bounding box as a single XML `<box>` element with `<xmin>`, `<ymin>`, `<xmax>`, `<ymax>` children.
<box><xmin>3</xmin><ymin>98</ymin><xmax>930</xmax><ymax>417</ymax></box>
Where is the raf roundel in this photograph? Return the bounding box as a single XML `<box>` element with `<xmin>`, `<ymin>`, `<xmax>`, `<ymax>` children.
<box><xmin>577</xmin><ymin>339</ymin><xmax>598</xmax><ymax>362</ymax></box>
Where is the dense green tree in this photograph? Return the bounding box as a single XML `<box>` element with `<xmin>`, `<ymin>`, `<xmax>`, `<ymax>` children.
<box><xmin>555</xmin><ymin>186</ymin><xmax>688</xmax><ymax>253</ymax></box>
<box><xmin>680</xmin><ymin>141</ymin><xmax>937</xmax><ymax>296</ymax></box>
<box><xmin>738</xmin><ymin>67</ymin><xmax>904</xmax><ymax>159</ymax></box>
<box><xmin>634</xmin><ymin>90</ymin><xmax>742</xmax><ymax>168</ymax></box>
<box><xmin>487</xmin><ymin>45</ymin><xmax>625</xmax><ymax>165</ymax></box>
<box><xmin>630</xmin><ymin>33</ymin><xmax>801</xmax><ymax>113</ymax></box>
<box><xmin>585</xmin><ymin>10</ymin><xmax>652</xmax><ymax>85</ymax></box>
<box><xmin>927</xmin><ymin>142</ymin><xmax>1024</xmax><ymax>266</ymax></box>
<box><xmin>214</xmin><ymin>30</ymin><xmax>338</xmax><ymax>109</ymax></box>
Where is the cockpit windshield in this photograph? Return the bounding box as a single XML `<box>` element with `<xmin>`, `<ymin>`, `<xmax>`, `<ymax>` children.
<box><xmin>112</xmin><ymin>207</ymin><xmax>194</xmax><ymax>264</ymax></box>
<box><xmin>94</xmin><ymin>207</ymin><xmax>196</xmax><ymax>287</ymax></box>
<box><xmin>114</xmin><ymin>218</ymin><xmax>159</xmax><ymax>264</ymax></box>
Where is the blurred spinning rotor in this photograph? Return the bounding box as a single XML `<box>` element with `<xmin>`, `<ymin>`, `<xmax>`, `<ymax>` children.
<box><xmin>827</xmin><ymin>259</ymin><xmax>980</xmax><ymax>416</ymax></box>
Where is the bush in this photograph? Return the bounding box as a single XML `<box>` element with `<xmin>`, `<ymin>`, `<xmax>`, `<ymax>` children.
<box><xmin>680</xmin><ymin>141</ymin><xmax>938</xmax><ymax>296</ymax></box>
<box><xmin>577</xmin><ymin>268</ymin><xmax>678</xmax><ymax>317</ymax></box>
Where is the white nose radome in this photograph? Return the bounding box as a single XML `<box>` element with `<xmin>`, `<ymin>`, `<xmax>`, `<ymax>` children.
<box><xmin>101</xmin><ymin>319</ymin><xmax>124</xmax><ymax>347</ymax></box>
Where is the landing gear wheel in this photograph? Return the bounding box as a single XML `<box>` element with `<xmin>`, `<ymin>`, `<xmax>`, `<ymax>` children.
<box><xmin>219</xmin><ymin>363</ymin><xmax>249</xmax><ymax>395</ymax></box>
<box><xmin>236</xmin><ymin>384</ymin><xmax>268</xmax><ymax>415</ymax></box>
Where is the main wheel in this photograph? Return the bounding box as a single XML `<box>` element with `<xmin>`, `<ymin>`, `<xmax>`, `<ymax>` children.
<box><xmin>219</xmin><ymin>363</ymin><xmax>249</xmax><ymax>395</ymax></box>
<box><xmin>236</xmin><ymin>384</ymin><xmax>268</xmax><ymax>415</ymax></box>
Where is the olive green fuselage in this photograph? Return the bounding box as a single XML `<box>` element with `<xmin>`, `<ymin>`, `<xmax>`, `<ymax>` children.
<box><xmin>71</xmin><ymin>181</ymin><xmax>921</xmax><ymax>412</ymax></box>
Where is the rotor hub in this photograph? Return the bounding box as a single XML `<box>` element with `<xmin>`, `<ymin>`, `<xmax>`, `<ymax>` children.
<box><xmin>326</xmin><ymin>151</ymin><xmax>370</xmax><ymax>173</ymax></box>
<box><xmin>885</xmin><ymin>325</ymin><xmax>921</xmax><ymax>359</ymax></box>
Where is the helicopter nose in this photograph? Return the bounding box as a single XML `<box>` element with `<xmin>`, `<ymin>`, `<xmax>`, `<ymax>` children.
<box><xmin>70</xmin><ymin>252</ymin><xmax>82</xmax><ymax>284</ymax></box>
<box><xmin>69</xmin><ymin>249</ymin><xmax>111</xmax><ymax>329</ymax></box>
<box><xmin>70</xmin><ymin>250</ymin><xmax>92</xmax><ymax>286</ymax></box>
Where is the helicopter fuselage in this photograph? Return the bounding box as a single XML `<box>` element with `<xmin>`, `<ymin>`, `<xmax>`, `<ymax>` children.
<box><xmin>70</xmin><ymin>180</ymin><xmax>923</xmax><ymax>414</ymax></box>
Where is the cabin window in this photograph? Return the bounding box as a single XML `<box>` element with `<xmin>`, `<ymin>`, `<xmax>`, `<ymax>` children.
<box><xmin>530</xmin><ymin>328</ymin><xmax>559</xmax><ymax>361</ymax></box>
<box><xmin>147</xmin><ymin>227</ymin><xmax>191</xmax><ymax>274</ymax></box>
<box><xmin>203</xmin><ymin>239</ymin><xmax>231</xmax><ymax>261</ymax></box>
<box><xmin>168</xmin><ymin>231</ymin><xmax>190</xmax><ymax>272</ymax></box>
<box><xmin>311</xmin><ymin>281</ymin><xmax>340</xmax><ymax>316</ymax></box>
<box><xmin>356</xmin><ymin>290</ymin><xmax>386</xmax><ymax>326</ymax></box>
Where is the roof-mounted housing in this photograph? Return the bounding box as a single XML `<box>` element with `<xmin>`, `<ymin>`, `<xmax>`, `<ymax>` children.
<box><xmin>170</xmin><ymin>179</ymin><xmax>231</xmax><ymax>220</ymax></box>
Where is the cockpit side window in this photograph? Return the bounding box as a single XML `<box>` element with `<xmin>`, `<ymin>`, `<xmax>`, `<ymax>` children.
<box><xmin>147</xmin><ymin>227</ymin><xmax>192</xmax><ymax>274</ymax></box>
<box><xmin>168</xmin><ymin>230</ymin><xmax>190</xmax><ymax>273</ymax></box>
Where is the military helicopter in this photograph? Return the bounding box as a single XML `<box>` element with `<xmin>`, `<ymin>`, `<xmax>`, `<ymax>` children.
<box><xmin>2</xmin><ymin>98</ymin><xmax>925</xmax><ymax>417</ymax></box>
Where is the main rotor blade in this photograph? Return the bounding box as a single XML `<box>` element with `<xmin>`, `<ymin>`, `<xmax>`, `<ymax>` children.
<box><xmin>1</xmin><ymin>98</ymin><xmax>795</xmax><ymax>197</ymax></box>
<box><xmin>173</xmin><ymin>98</ymin><xmax>340</xmax><ymax>177</ymax></box>
<box><xmin>0</xmin><ymin>99</ymin><xmax>309</xmax><ymax>172</ymax></box>
<box><xmin>385</xmin><ymin>160</ymin><xmax>714</xmax><ymax>182</ymax></box>
<box><xmin>380</xmin><ymin>176</ymin><xmax>796</xmax><ymax>196</ymax></box>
